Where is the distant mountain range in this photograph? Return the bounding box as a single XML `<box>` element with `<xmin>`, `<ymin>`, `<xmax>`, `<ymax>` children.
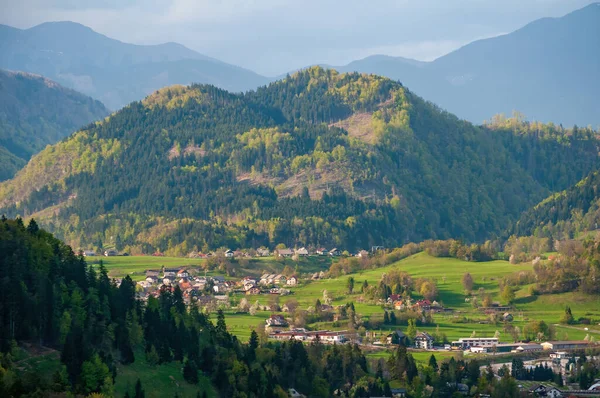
<box><xmin>0</xmin><ymin>67</ymin><xmax>597</xmax><ymax>253</ymax></box>
<box><xmin>0</xmin><ymin>69</ymin><xmax>108</xmax><ymax>181</ymax></box>
<box><xmin>333</xmin><ymin>3</ymin><xmax>600</xmax><ymax>127</ymax></box>
<box><xmin>1</xmin><ymin>3</ymin><xmax>598</xmax><ymax>126</ymax></box>
<box><xmin>0</xmin><ymin>21</ymin><xmax>269</xmax><ymax>110</ymax></box>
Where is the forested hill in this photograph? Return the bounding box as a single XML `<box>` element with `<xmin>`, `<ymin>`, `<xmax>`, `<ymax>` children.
<box><xmin>0</xmin><ymin>67</ymin><xmax>598</xmax><ymax>253</ymax></box>
<box><xmin>0</xmin><ymin>69</ymin><xmax>109</xmax><ymax>181</ymax></box>
<box><xmin>512</xmin><ymin>169</ymin><xmax>600</xmax><ymax>240</ymax></box>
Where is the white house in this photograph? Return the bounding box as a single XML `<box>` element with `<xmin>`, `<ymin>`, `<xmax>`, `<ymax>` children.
<box><xmin>225</xmin><ymin>249</ymin><xmax>234</xmax><ymax>258</ymax></box>
<box><xmin>287</xmin><ymin>276</ymin><xmax>298</xmax><ymax>286</ymax></box>
<box><xmin>414</xmin><ymin>332</ymin><xmax>434</xmax><ymax>349</ymax></box>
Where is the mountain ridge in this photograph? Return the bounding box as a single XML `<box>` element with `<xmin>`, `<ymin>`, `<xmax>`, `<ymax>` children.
<box><xmin>1</xmin><ymin>67</ymin><xmax>598</xmax><ymax>254</ymax></box>
<box><xmin>0</xmin><ymin>21</ymin><xmax>269</xmax><ymax>110</ymax></box>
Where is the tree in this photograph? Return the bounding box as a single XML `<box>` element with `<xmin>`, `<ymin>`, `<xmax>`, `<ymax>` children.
<box><xmin>406</xmin><ymin>319</ymin><xmax>417</xmax><ymax>340</ymax></box>
<box><xmin>428</xmin><ymin>354</ymin><xmax>438</xmax><ymax>372</ymax></box>
<box><xmin>134</xmin><ymin>378</ymin><xmax>145</xmax><ymax>398</ymax></box>
<box><xmin>560</xmin><ymin>306</ymin><xmax>575</xmax><ymax>324</ymax></box>
<box><xmin>347</xmin><ymin>276</ymin><xmax>355</xmax><ymax>294</ymax></box>
<box><xmin>462</xmin><ymin>272</ymin><xmax>474</xmax><ymax>292</ymax></box>
<box><xmin>501</xmin><ymin>285</ymin><xmax>515</xmax><ymax>304</ymax></box>
<box><xmin>389</xmin><ymin>311</ymin><xmax>396</xmax><ymax>325</ymax></box>
<box><xmin>183</xmin><ymin>359</ymin><xmax>199</xmax><ymax>384</ymax></box>
<box><xmin>419</xmin><ymin>281</ymin><xmax>438</xmax><ymax>300</ymax></box>
<box><xmin>383</xmin><ymin>311</ymin><xmax>390</xmax><ymax>325</ymax></box>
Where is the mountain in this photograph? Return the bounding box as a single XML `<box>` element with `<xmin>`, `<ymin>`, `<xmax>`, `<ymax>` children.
<box><xmin>336</xmin><ymin>3</ymin><xmax>600</xmax><ymax>127</ymax></box>
<box><xmin>512</xmin><ymin>168</ymin><xmax>600</xmax><ymax>240</ymax></box>
<box><xmin>0</xmin><ymin>21</ymin><xmax>270</xmax><ymax>110</ymax></box>
<box><xmin>0</xmin><ymin>69</ymin><xmax>108</xmax><ymax>181</ymax></box>
<box><xmin>0</xmin><ymin>67</ymin><xmax>598</xmax><ymax>253</ymax></box>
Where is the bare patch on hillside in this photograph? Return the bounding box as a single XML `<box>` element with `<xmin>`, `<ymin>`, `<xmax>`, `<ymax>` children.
<box><xmin>330</xmin><ymin>113</ymin><xmax>377</xmax><ymax>144</ymax></box>
<box><xmin>168</xmin><ymin>144</ymin><xmax>206</xmax><ymax>160</ymax></box>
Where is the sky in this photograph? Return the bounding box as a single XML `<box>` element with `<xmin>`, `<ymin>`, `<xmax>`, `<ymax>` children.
<box><xmin>0</xmin><ymin>0</ymin><xmax>595</xmax><ymax>76</ymax></box>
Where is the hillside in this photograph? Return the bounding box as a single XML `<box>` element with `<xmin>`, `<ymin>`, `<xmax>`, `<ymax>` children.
<box><xmin>0</xmin><ymin>67</ymin><xmax>598</xmax><ymax>253</ymax></box>
<box><xmin>0</xmin><ymin>69</ymin><xmax>108</xmax><ymax>181</ymax></box>
<box><xmin>0</xmin><ymin>21</ymin><xmax>269</xmax><ymax>110</ymax></box>
<box><xmin>336</xmin><ymin>3</ymin><xmax>600</xmax><ymax>127</ymax></box>
<box><xmin>512</xmin><ymin>168</ymin><xmax>600</xmax><ymax>240</ymax></box>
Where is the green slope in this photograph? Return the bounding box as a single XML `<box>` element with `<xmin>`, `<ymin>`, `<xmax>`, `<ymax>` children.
<box><xmin>0</xmin><ymin>67</ymin><xmax>598</xmax><ymax>252</ymax></box>
<box><xmin>0</xmin><ymin>69</ymin><xmax>109</xmax><ymax>181</ymax></box>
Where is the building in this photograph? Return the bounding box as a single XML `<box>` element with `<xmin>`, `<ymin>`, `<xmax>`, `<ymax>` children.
<box><xmin>83</xmin><ymin>250</ymin><xmax>96</xmax><ymax>257</ymax></box>
<box><xmin>414</xmin><ymin>332</ymin><xmax>434</xmax><ymax>349</ymax></box>
<box><xmin>277</xmin><ymin>248</ymin><xmax>294</xmax><ymax>258</ymax></box>
<box><xmin>246</xmin><ymin>287</ymin><xmax>261</xmax><ymax>295</ymax></box>
<box><xmin>316</xmin><ymin>248</ymin><xmax>327</xmax><ymax>256</ymax></box>
<box><xmin>224</xmin><ymin>249</ymin><xmax>234</xmax><ymax>258</ymax></box>
<box><xmin>329</xmin><ymin>248</ymin><xmax>341</xmax><ymax>256</ymax></box>
<box><xmin>266</xmin><ymin>314</ymin><xmax>288</xmax><ymax>327</ymax></box>
<box><xmin>386</xmin><ymin>330</ymin><xmax>407</xmax><ymax>345</ymax></box>
<box><xmin>257</xmin><ymin>248</ymin><xmax>270</xmax><ymax>257</ymax></box>
<box><xmin>273</xmin><ymin>274</ymin><xmax>286</xmax><ymax>284</ymax></box>
<box><xmin>295</xmin><ymin>247</ymin><xmax>309</xmax><ymax>257</ymax></box>
<box><xmin>541</xmin><ymin>341</ymin><xmax>590</xmax><ymax>351</ymax></box>
<box><xmin>104</xmin><ymin>249</ymin><xmax>118</xmax><ymax>256</ymax></box>
<box><xmin>287</xmin><ymin>276</ymin><xmax>298</xmax><ymax>286</ymax></box>
<box><xmin>357</xmin><ymin>250</ymin><xmax>369</xmax><ymax>258</ymax></box>
<box><xmin>451</xmin><ymin>337</ymin><xmax>498</xmax><ymax>349</ymax></box>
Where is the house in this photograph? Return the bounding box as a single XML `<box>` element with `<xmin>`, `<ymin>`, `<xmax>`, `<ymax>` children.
<box><xmin>162</xmin><ymin>276</ymin><xmax>175</xmax><ymax>285</ymax></box>
<box><xmin>266</xmin><ymin>314</ymin><xmax>288</xmax><ymax>327</ymax></box>
<box><xmin>451</xmin><ymin>337</ymin><xmax>498</xmax><ymax>349</ymax></box>
<box><xmin>224</xmin><ymin>249</ymin><xmax>234</xmax><ymax>258</ymax></box>
<box><xmin>257</xmin><ymin>248</ymin><xmax>270</xmax><ymax>257</ymax></box>
<box><xmin>316</xmin><ymin>248</ymin><xmax>327</xmax><ymax>256</ymax></box>
<box><xmin>386</xmin><ymin>330</ymin><xmax>408</xmax><ymax>345</ymax></box>
<box><xmin>146</xmin><ymin>275</ymin><xmax>159</xmax><ymax>284</ymax></box>
<box><xmin>243</xmin><ymin>282</ymin><xmax>256</xmax><ymax>291</ymax></box>
<box><xmin>104</xmin><ymin>249</ymin><xmax>118</xmax><ymax>256</ymax></box>
<box><xmin>390</xmin><ymin>388</ymin><xmax>407</xmax><ymax>397</ymax></box>
<box><xmin>246</xmin><ymin>287</ymin><xmax>261</xmax><ymax>295</ymax></box>
<box><xmin>146</xmin><ymin>270</ymin><xmax>160</xmax><ymax>278</ymax></box>
<box><xmin>329</xmin><ymin>248</ymin><xmax>341</xmax><ymax>256</ymax></box>
<box><xmin>311</xmin><ymin>272</ymin><xmax>320</xmax><ymax>280</ymax></box>
<box><xmin>513</xmin><ymin>343</ymin><xmax>543</xmax><ymax>353</ymax></box>
<box><xmin>414</xmin><ymin>332</ymin><xmax>434</xmax><ymax>349</ymax></box>
<box><xmin>276</xmin><ymin>248</ymin><xmax>294</xmax><ymax>257</ymax></box>
<box><xmin>288</xmin><ymin>388</ymin><xmax>305</xmax><ymax>398</ymax></box>
<box><xmin>177</xmin><ymin>268</ymin><xmax>189</xmax><ymax>278</ymax></box>
<box><xmin>394</xmin><ymin>300</ymin><xmax>406</xmax><ymax>311</ymax></box>
<box><xmin>295</xmin><ymin>247</ymin><xmax>309</xmax><ymax>257</ymax></box>
<box><xmin>503</xmin><ymin>312</ymin><xmax>514</xmax><ymax>322</ymax></box>
<box><xmin>541</xmin><ymin>341</ymin><xmax>590</xmax><ymax>351</ymax></box>
<box><xmin>163</xmin><ymin>267</ymin><xmax>181</xmax><ymax>277</ymax></box>
<box><xmin>211</xmin><ymin>276</ymin><xmax>225</xmax><ymax>283</ymax></box>
<box><xmin>287</xmin><ymin>276</ymin><xmax>298</xmax><ymax>286</ymax></box>
<box><xmin>83</xmin><ymin>250</ymin><xmax>96</xmax><ymax>257</ymax></box>
<box><xmin>273</xmin><ymin>274</ymin><xmax>286</xmax><ymax>284</ymax></box>
<box><xmin>269</xmin><ymin>287</ymin><xmax>281</xmax><ymax>294</ymax></box>
<box><xmin>178</xmin><ymin>278</ymin><xmax>192</xmax><ymax>290</ymax></box>
<box><xmin>357</xmin><ymin>250</ymin><xmax>369</xmax><ymax>258</ymax></box>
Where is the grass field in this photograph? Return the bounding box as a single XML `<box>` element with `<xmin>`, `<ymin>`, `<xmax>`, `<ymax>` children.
<box><xmin>114</xmin><ymin>350</ymin><xmax>215</xmax><ymax>398</ymax></box>
<box><xmin>89</xmin><ymin>254</ymin><xmax>331</xmax><ymax>281</ymax></box>
<box><xmin>228</xmin><ymin>252</ymin><xmax>600</xmax><ymax>347</ymax></box>
<box><xmin>97</xmin><ymin>251</ymin><xmax>600</xmax><ymax>365</ymax></box>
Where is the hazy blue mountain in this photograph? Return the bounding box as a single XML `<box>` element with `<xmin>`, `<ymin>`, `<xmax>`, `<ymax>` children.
<box><xmin>0</xmin><ymin>69</ymin><xmax>108</xmax><ymax>181</ymax></box>
<box><xmin>336</xmin><ymin>3</ymin><xmax>600</xmax><ymax>127</ymax></box>
<box><xmin>0</xmin><ymin>21</ymin><xmax>269</xmax><ymax>110</ymax></box>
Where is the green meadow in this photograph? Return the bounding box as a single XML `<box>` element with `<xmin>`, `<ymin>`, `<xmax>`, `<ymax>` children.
<box><xmin>98</xmin><ymin>251</ymin><xmax>600</xmax><ymax>362</ymax></box>
<box><xmin>231</xmin><ymin>252</ymin><xmax>600</xmax><ymax>346</ymax></box>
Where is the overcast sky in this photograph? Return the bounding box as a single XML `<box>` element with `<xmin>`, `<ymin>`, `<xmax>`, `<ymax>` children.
<box><xmin>0</xmin><ymin>0</ymin><xmax>595</xmax><ymax>76</ymax></box>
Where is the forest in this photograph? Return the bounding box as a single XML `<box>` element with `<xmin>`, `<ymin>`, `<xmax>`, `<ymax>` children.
<box><xmin>0</xmin><ymin>69</ymin><xmax>108</xmax><ymax>181</ymax></box>
<box><xmin>0</xmin><ymin>67</ymin><xmax>598</xmax><ymax>253</ymax></box>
